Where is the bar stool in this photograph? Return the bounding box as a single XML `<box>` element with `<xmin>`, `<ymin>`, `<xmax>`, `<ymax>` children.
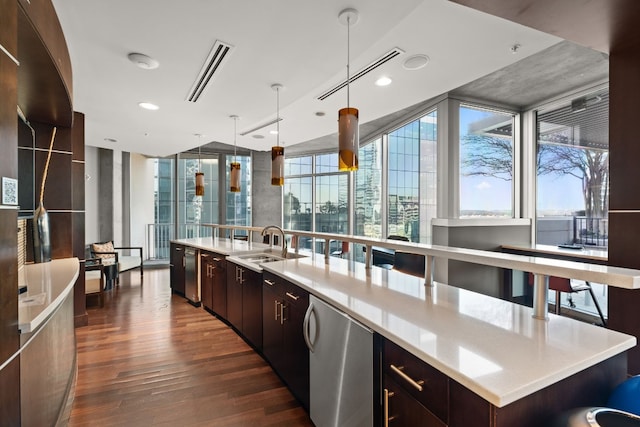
<box><xmin>529</xmin><ymin>273</ymin><xmax>606</xmax><ymax>326</ymax></box>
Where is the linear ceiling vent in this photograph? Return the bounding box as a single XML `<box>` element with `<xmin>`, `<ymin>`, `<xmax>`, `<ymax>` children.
<box><xmin>186</xmin><ymin>40</ymin><xmax>233</xmax><ymax>102</ymax></box>
<box><xmin>317</xmin><ymin>47</ymin><xmax>404</xmax><ymax>101</ymax></box>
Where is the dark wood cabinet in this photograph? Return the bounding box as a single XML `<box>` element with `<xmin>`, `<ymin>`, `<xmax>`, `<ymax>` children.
<box><xmin>200</xmin><ymin>252</ymin><xmax>213</xmax><ymax>310</ymax></box>
<box><xmin>262</xmin><ymin>271</ymin><xmax>309</xmax><ymax>410</ymax></box>
<box><xmin>170</xmin><ymin>243</ymin><xmax>185</xmax><ymax>296</ymax></box>
<box><xmin>200</xmin><ymin>251</ymin><xmax>226</xmax><ymax>318</ymax></box>
<box><xmin>227</xmin><ymin>261</ymin><xmax>262</xmax><ymax>349</ymax></box>
<box><xmin>211</xmin><ymin>255</ymin><xmax>227</xmax><ymax>319</ymax></box>
<box><xmin>226</xmin><ymin>262</ymin><xmax>243</xmax><ymax>330</ymax></box>
<box><xmin>242</xmin><ymin>267</ymin><xmax>263</xmax><ymax>350</ymax></box>
<box><xmin>382</xmin><ymin>339</ymin><xmax>448</xmax><ymax>426</ymax></box>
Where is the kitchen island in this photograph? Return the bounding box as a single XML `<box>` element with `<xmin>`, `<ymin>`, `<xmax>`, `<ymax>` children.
<box><xmin>173</xmin><ymin>238</ymin><xmax>635</xmax><ymax>426</ymax></box>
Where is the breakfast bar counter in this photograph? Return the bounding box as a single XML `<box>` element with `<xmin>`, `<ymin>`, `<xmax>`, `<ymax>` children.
<box><xmin>261</xmin><ymin>255</ymin><xmax>635</xmax><ymax>408</ymax></box>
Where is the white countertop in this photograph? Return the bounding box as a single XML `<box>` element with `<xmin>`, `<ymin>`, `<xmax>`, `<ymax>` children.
<box><xmin>171</xmin><ymin>237</ymin><xmax>272</xmax><ymax>256</ymax></box>
<box><xmin>502</xmin><ymin>243</ymin><xmax>607</xmax><ymax>263</ymax></box>
<box><xmin>261</xmin><ymin>256</ymin><xmax>636</xmax><ymax>408</ymax></box>
<box><xmin>19</xmin><ymin>258</ymin><xmax>79</xmax><ymax>333</ymax></box>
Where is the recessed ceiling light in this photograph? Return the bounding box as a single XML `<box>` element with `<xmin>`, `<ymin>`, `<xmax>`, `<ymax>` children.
<box><xmin>127</xmin><ymin>53</ymin><xmax>159</xmax><ymax>70</ymax></box>
<box><xmin>104</xmin><ymin>138</ymin><xmax>117</xmax><ymax>143</ymax></box>
<box><xmin>403</xmin><ymin>54</ymin><xmax>429</xmax><ymax>70</ymax></box>
<box><xmin>375</xmin><ymin>76</ymin><xmax>392</xmax><ymax>86</ymax></box>
<box><xmin>315</xmin><ymin>111</ymin><xmax>326</xmax><ymax>117</ymax></box>
<box><xmin>270</xmin><ymin>130</ymin><xmax>279</xmax><ymax>135</ymax></box>
<box><xmin>138</xmin><ymin>102</ymin><xmax>159</xmax><ymax>110</ymax></box>
<box><xmin>252</xmin><ymin>134</ymin><xmax>265</xmax><ymax>139</ymax></box>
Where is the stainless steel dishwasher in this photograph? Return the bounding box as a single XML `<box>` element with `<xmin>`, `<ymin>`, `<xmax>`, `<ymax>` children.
<box><xmin>184</xmin><ymin>247</ymin><xmax>200</xmax><ymax>306</ymax></box>
<box><xmin>304</xmin><ymin>295</ymin><xmax>373</xmax><ymax>427</ymax></box>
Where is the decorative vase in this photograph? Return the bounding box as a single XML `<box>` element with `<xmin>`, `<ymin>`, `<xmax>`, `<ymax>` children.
<box><xmin>33</xmin><ymin>202</ymin><xmax>51</xmax><ymax>263</ymax></box>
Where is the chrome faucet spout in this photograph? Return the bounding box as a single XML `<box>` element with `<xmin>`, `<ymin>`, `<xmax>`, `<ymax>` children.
<box><xmin>261</xmin><ymin>225</ymin><xmax>288</xmax><ymax>258</ymax></box>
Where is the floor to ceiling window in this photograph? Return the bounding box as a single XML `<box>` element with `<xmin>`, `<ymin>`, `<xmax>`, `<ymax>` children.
<box><xmin>387</xmin><ymin>109</ymin><xmax>437</xmax><ymax>243</ymax></box>
<box><xmin>459</xmin><ymin>105</ymin><xmax>515</xmax><ymax>218</ymax></box>
<box><xmin>177</xmin><ymin>154</ymin><xmax>219</xmax><ymax>237</ymax></box>
<box><xmin>536</xmin><ymin>89</ymin><xmax>609</xmax><ymax>248</ymax></box>
<box><xmin>535</xmin><ymin>87</ymin><xmax>609</xmax><ymax>319</ymax></box>
<box><xmin>225</xmin><ymin>155</ymin><xmax>252</xmax><ymax>235</ymax></box>
<box><xmin>355</xmin><ymin>138</ymin><xmax>382</xmax><ymax>240</ymax></box>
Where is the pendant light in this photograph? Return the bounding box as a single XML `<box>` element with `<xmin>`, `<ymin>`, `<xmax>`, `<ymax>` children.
<box><xmin>229</xmin><ymin>115</ymin><xmax>241</xmax><ymax>192</ymax></box>
<box><xmin>195</xmin><ymin>134</ymin><xmax>205</xmax><ymax>196</ymax></box>
<box><xmin>271</xmin><ymin>83</ymin><xmax>284</xmax><ymax>186</ymax></box>
<box><xmin>338</xmin><ymin>8</ymin><xmax>360</xmax><ymax>171</ymax></box>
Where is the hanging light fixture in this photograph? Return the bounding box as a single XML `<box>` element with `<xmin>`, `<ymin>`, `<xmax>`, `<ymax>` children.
<box><xmin>229</xmin><ymin>115</ymin><xmax>241</xmax><ymax>192</ymax></box>
<box><xmin>338</xmin><ymin>8</ymin><xmax>360</xmax><ymax>171</ymax></box>
<box><xmin>271</xmin><ymin>83</ymin><xmax>285</xmax><ymax>186</ymax></box>
<box><xmin>195</xmin><ymin>134</ymin><xmax>205</xmax><ymax>196</ymax></box>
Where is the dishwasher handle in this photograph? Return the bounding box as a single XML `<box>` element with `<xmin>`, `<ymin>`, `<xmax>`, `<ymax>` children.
<box><xmin>303</xmin><ymin>302</ymin><xmax>315</xmax><ymax>353</ymax></box>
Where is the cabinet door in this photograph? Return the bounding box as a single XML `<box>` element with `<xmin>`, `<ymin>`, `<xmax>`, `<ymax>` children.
<box><xmin>200</xmin><ymin>253</ymin><xmax>213</xmax><ymax>310</ymax></box>
<box><xmin>262</xmin><ymin>277</ymin><xmax>283</xmax><ymax>371</ymax></box>
<box><xmin>226</xmin><ymin>263</ymin><xmax>243</xmax><ymax>331</ymax></box>
<box><xmin>242</xmin><ymin>268</ymin><xmax>263</xmax><ymax>350</ymax></box>
<box><xmin>282</xmin><ymin>287</ymin><xmax>310</xmax><ymax>411</ymax></box>
<box><xmin>170</xmin><ymin>244</ymin><xmax>185</xmax><ymax>295</ymax></box>
<box><xmin>384</xmin><ymin>375</ymin><xmax>446</xmax><ymax>427</ymax></box>
<box><xmin>211</xmin><ymin>256</ymin><xmax>227</xmax><ymax>319</ymax></box>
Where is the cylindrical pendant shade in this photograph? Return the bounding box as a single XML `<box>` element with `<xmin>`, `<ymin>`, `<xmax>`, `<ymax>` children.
<box><xmin>230</xmin><ymin>162</ymin><xmax>241</xmax><ymax>192</ymax></box>
<box><xmin>195</xmin><ymin>172</ymin><xmax>205</xmax><ymax>196</ymax></box>
<box><xmin>271</xmin><ymin>146</ymin><xmax>285</xmax><ymax>186</ymax></box>
<box><xmin>338</xmin><ymin>107</ymin><xmax>359</xmax><ymax>171</ymax></box>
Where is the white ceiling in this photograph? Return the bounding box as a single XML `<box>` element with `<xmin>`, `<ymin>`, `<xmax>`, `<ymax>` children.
<box><xmin>52</xmin><ymin>0</ymin><xmax>560</xmax><ymax>157</ymax></box>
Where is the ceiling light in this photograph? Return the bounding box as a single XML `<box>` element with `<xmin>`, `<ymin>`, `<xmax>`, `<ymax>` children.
<box><xmin>315</xmin><ymin>111</ymin><xmax>326</xmax><ymax>117</ymax></box>
<box><xmin>229</xmin><ymin>115</ymin><xmax>241</xmax><ymax>193</ymax></box>
<box><xmin>338</xmin><ymin>8</ymin><xmax>360</xmax><ymax>172</ymax></box>
<box><xmin>271</xmin><ymin>84</ymin><xmax>284</xmax><ymax>186</ymax></box>
<box><xmin>252</xmin><ymin>134</ymin><xmax>265</xmax><ymax>139</ymax></box>
<box><xmin>270</xmin><ymin>130</ymin><xmax>278</xmax><ymax>135</ymax></box>
<box><xmin>104</xmin><ymin>138</ymin><xmax>117</xmax><ymax>143</ymax></box>
<box><xmin>127</xmin><ymin>52</ymin><xmax>159</xmax><ymax>70</ymax></box>
<box><xmin>138</xmin><ymin>102</ymin><xmax>159</xmax><ymax>110</ymax></box>
<box><xmin>403</xmin><ymin>54</ymin><xmax>429</xmax><ymax>70</ymax></box>
<box><xmin>375</xmin><ymin>76</ymin><xmax>392</xmax><ymax>86</ymax></box>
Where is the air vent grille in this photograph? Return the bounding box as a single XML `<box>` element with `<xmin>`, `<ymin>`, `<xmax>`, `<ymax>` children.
<box><xmin>186</xmin><ymin>40</ymin><xmax>233</xmax><ymax>102</ymax></box>
<box><xmin>317</xmin><ymin>47</ymin><xmax>404</xmax><ymax>101</ymax></box>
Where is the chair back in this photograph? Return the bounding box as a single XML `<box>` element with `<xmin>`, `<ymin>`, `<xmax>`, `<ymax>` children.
<box><xmin>393</xmin><ymin>251</ymin><xmax>425</xmax><ymax>278</ymax></box>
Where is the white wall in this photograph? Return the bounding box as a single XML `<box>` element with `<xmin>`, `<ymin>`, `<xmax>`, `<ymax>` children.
<box><xmin>129</xmin><ymin>153</ymin><xmax>155</xmax><ymax>251</ymax></box>
<box><xmin>84</xmin><ymin>146</ymin><xmax>99</xmax><ymax>244</ymax></box>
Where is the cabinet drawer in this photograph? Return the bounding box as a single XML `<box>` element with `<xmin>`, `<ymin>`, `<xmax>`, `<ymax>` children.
<box><xmin>384</xmin><ymin>339</ymin><xmax>448</xmax><ymax>423</ymax></box>
<box><xmin>384</xmin><ymin>375</ymin><xmax>446</xmax><ymax>427</ymax></box>
<box><xmin>282</xmin><ymin>281</ymin><xmax>308</xmax><ymax>308</ymax></box>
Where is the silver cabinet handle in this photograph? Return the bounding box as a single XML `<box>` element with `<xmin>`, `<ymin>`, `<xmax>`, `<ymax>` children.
<box><xmin>303</xmin><ymin>302</ymin><xmax>315</xmax><ymax>353</ymax></box>
<box><xmin>280</xmin><ymin>302</ymin><xmax>287</xmax><ymax>325</ymax></box>
<box><xmin>285</xmin><ymin>292</ymin><xmax>299</xmax><ymax>301</ymax></box>
<box><xmin>264</xmin><ymin>279</ymin><xmax>275</xmax><ymax>286</ymax></box>
<box><xmin>212</xmin><ymin>257</ymin><xmax>221</xmax><ymax>262</ymax></box>
<box><xmin>274</xmin><ymin>300</ymin><xmax>280</xmax><ymax>321</ymax></box>
<box><xmin>182</xmin><ymin>255</ymin><xmax>185</xmax><ymax>268</ymax></box>
<box><xmin>384</xmin><ymin>389</ymin><xmax>395</xmax><ymax>427</ymax></box>
<box><xmin>390</xmin><ymin>364</ymin><xmax>424</xmax><ymax>392</ymax></box>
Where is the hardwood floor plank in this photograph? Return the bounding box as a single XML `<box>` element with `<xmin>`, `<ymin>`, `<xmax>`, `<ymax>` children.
<box><xmin>69</xmin><ymin>267</ymin><xmax>313</xmax><ymax>426</ymax></box>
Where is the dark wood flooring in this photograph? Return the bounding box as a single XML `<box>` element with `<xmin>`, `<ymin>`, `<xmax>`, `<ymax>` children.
<box><xmin>69</xmin><ymin>267</ymin><xmax>313</xmax><ymax>426</ymax></box>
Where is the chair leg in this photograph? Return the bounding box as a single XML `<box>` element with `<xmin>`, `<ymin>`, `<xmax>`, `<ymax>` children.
<box><xmin>555</xmin><ymin>290</ymin><xmax>562</xmax><ymax>315</ymax></box>
<box><xmin>586</xmin><ymin>282</ymin><xmax>607</xmax><ymax>327</ymax></box>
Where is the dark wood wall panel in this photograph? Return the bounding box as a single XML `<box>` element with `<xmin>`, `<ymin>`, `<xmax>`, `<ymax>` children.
<box><xmin>607</xmin><ymin>47</ymin><xmax>640</xmax><ymax>374</ymax></box>
<box><xmin>34</xmin><ymin>150</ymin><xmax>71</xmax><ymax>210</ymax></box>
<box><xmin>71</xmin><ymin>112</ymin><xmax>84</xmax><ymax>161</ymax></box>
<box><xmin>48</xmin><ymin>211</ymin><xmax>73</xmax><ymax>259</ymax></box>
<box><xmin>0</xmin><ymin>6</ymin><xmax>20</xmax><ymax>420</ymax></box>
<box><xmin>0</xmin><ymin>0</ymin><xmax>17</xmax><ymax>58</ymax></box>
<box><xmin>0</xmin><ymin>357</ymin><xmax>20</xmax><ymax>426</ymax></box>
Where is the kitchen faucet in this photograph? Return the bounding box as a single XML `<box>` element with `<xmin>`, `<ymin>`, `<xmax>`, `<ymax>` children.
<box><xmin>261</xmin><ymin>225</ymin><xmax>288</xmax><ymax>258</ymax></box>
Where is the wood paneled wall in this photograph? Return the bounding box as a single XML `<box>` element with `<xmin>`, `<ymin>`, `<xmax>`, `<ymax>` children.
<box><xmin>0</xmin><ymin>0</ymin><xmax>20</xmax><ymax>422</ymax></box>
